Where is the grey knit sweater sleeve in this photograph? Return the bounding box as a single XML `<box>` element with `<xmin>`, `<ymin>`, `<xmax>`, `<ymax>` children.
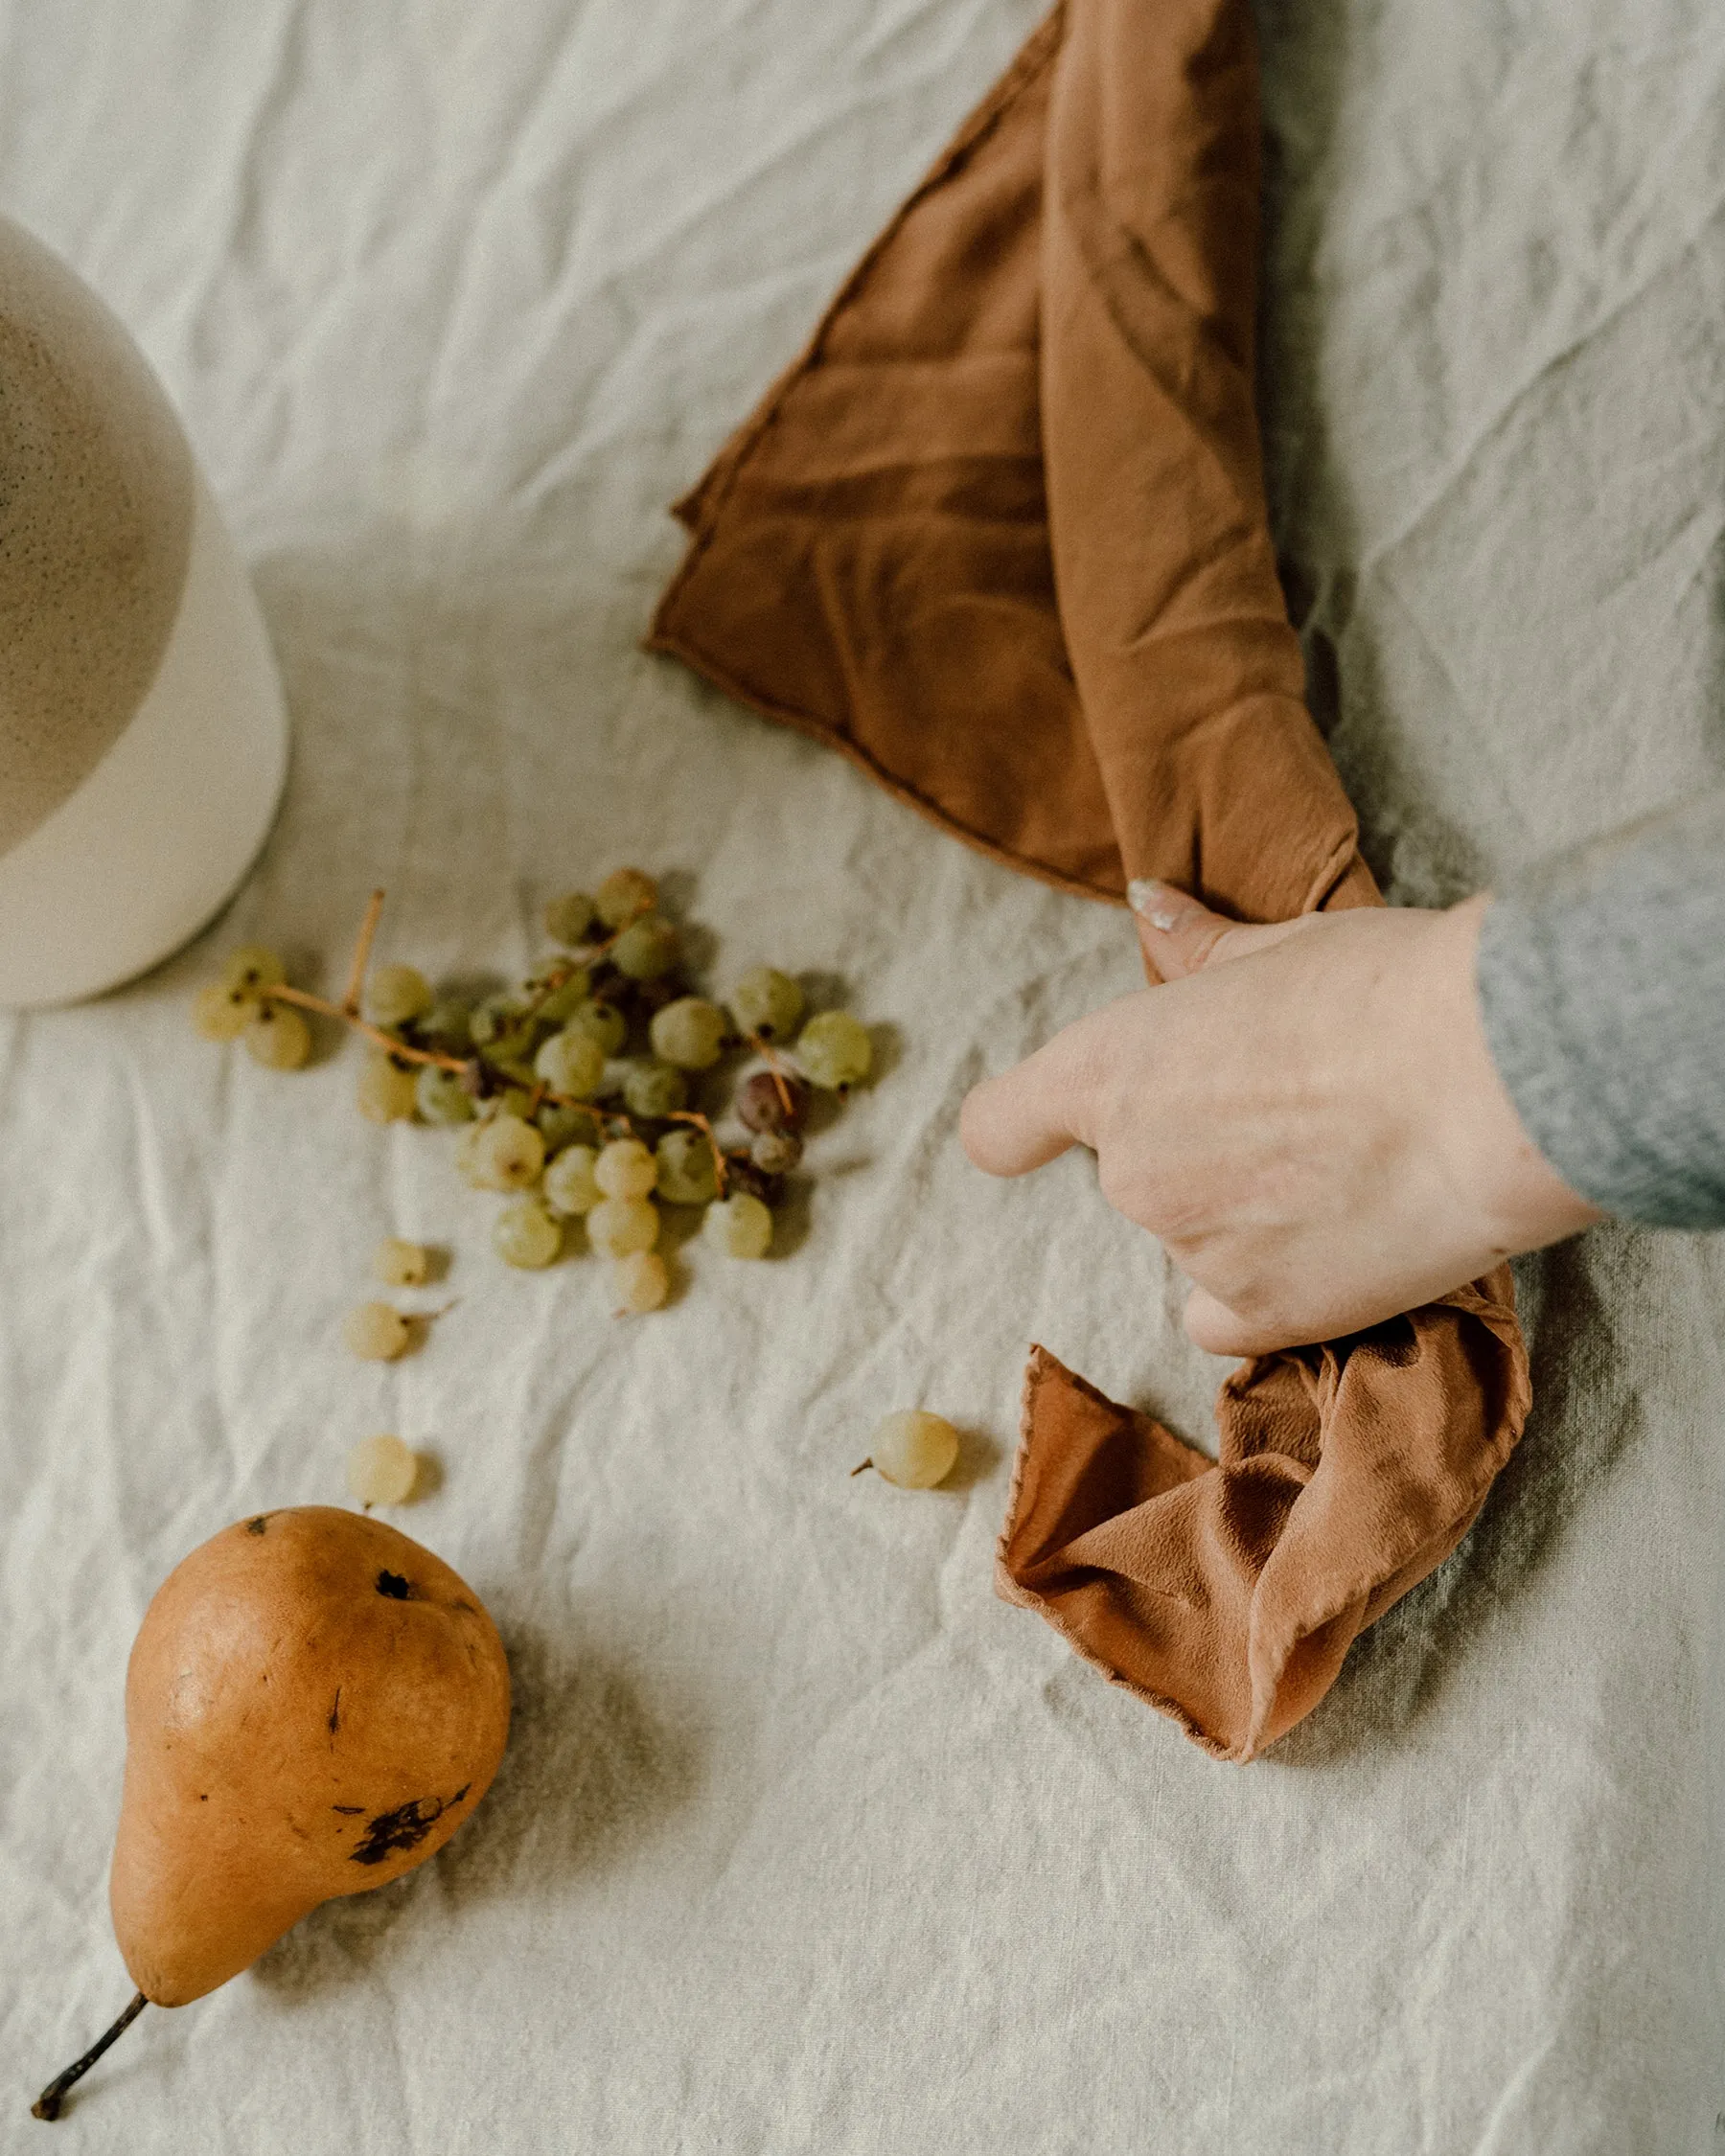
<box><xmin>1475</xmin><ymin>788</ymin><xmax>1725</xmax><ymax>1229</ymax></box>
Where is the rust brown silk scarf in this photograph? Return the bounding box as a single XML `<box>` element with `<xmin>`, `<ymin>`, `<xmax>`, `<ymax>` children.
<box><xmin>651</xmin><ymin>0</ymin><xmax>1531</xmax><ymax>1759</ymax></box>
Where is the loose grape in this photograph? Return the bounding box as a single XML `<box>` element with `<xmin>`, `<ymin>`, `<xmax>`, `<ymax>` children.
<box><xmin>347</xmin><ymin>1433</ymin><xmax>419</xmax><ymax>1507</ymax></box>
<box><xmin>570</xmin><ymin>998</ymin><xmax>628</xmax><ymax>1057</ymax></box>
<box><xmin>472</xmin><ymin>1112</ymin><xmax>545</xmax><ymax>1192</ymax></box>
<box><xmin>363</xmin><ymin>964</ymin><xmax>432</xmax><ymax>1027</ymax></box>
<box><xmin>374</xmin><ymin>1237</ymin><xmax>431</xmax><ymax>1287</ymax></box>
<box><xmin>611</xmin><ymin>915</ymin><xmax>678</xmax><ymax>981</ymax></box>
<box><xmin>526</xmin><ymin>963</ymin><xmax>591</xmax><ymax>1023</ymax></box>
<box><xmin>595</xmin><ymin>1137</ymin><xmax>657</xmax><ymax>1200</ymax></box>
<box><xmin>538</xmin><ymin>1101</ymin><xmax>598</xmax><ymax>1155</ymax></box>
<box><xmin>544</xmin><ymin>1144</ymin><xmax>602</xmax><ymax>1216</ymax></box>
<box><xmin>220</xmin><ymin>944</ymin><xmax>285</xmax><ymax>997</ymax></box>
<box><xmin>735</xmin><ymin>1069</ymin><xmax>809</xmax><ymax>1134</ymax></box>
<box><xmin>416</xmin><ymin>1063</ymin><xmax>475</xmax><ymax>1126</ymax></box>
<box><xmin>356</xmin><ymin>1051</ymin><xmax>420</xmax><ymax>1123</ymax></box>
<box><xmin>193</xmin><ymin>984</ymin><xmax>256</xmax><ymax>1042</ymax></box>
<box><xmin>595</xmin><ymin>866</ymin><xmax>658</xmax><ymax>929</ymax></box>
<box><xmin>415</xmin><ymin>999</ymin><xmax>472</xmax><ymax>1051</ymax></box>
<box><xmin>493</xmin><ymin>1197</ymin><xmax>563</xmax><ymax>1270</ymax></box>
<box><xmin>862</xmin><ymin>1411</ymin><xmax>960</xmax><ymax>1490</ymax></box>
<box><xmin>728</xmin><ymin>966</ymin><xmax>804</xmax><ymax>1043</ymax></box>
<box><xmin>795</xmin><ymin>1010</ymin><xmax>872</xmax><ymax>1090</ymax></box>
<box><xmin>649</xmin><ymin>996</ymin><xmax>726</xmax><ymax>1070</ymax></box>
<box><xmin>622</xmin><ymin>1059</ymin><xmax>687</xmax><ymax>1119</ymax></box>
<box><xmin>702</xmin><ymin>1191</ymin><xmax>772</xmax><ymax>1260</ymax></box>
<box><xmin>586</xmin><ymin>1195</ymin><xmax>659</xmax><ymax>1258</ymax></box>
<box><xmin>544</xmin><ymin>890</ymin><xmax>598</xmax><ymax>946</ymax></box>
<box><xmin>612</xmin><ymin>1250</ymin><xmax>669</xmax><ymax>1315</ymax></box>
<box><xmin>655</xmin><ymin>1127</ymin><xmax>718</xmax><ymax>1206</ymax></box>
<box><xmin>534</xmin><ymin>1025</ymin><xmax>607</xmax><ymax>1100</ymax></box>
<box><xmin>243</xmin><ymin>1003</ymin><xmax>311</xmax><ymax>1070</ymax></box>
<box><xmin>343</xmin><ymin>1302</ymin><xmax>411</xmax><ymax>1361</ymax></box>
<box><xmin>750</xmin><ymin>1128</ymin><xmax>803</xmax><ymax>1176</ymax></box>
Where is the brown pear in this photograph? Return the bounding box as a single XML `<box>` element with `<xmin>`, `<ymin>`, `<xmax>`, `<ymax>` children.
<box><xmin>111</xmin><ymin>1504</ymin><xmax>510</xmax><ymax>2003</ymax></box>
<box><xmin>33</xmin><ymin>1506</ymin><xmax>509</xmax><ymax>2119</ymax></box>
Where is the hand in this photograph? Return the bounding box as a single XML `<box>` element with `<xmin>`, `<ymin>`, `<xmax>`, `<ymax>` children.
<box><xmin>959</xmin><ymin>882</ymin><xmax>1601</xmax><ymax>1356</ymax></box>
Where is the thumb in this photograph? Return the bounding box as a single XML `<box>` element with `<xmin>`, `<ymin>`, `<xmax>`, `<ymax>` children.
<box><xmin>1126</xmin><ymin>879</ymin><xmax>1315</xmax><ymax>982</ymax></box>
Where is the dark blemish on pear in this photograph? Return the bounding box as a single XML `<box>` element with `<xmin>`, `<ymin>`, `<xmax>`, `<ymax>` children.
<box><xmin>332</xmin><ymin>1805</ymin><xmax>363</xmax><ymax>1815</ymax></box>
<box><xmin>327</xmin><ymin>1689</ymin><xmax>341</xmax><ymax>1736</ymax></box>
<box><xmin>245</xmin><ymin>1517</ymin><xmax>267</xmax><ymax>1536</ymax></box>
<box><xmin>375</xmin><ymin>1571</ymin><xmax>412</xmax><ymax>1600</ymax></box>
<box><xmin>350</xmin><ymin>1796</ymin><xmax>447</xmax><ymax>1865</ymax></box>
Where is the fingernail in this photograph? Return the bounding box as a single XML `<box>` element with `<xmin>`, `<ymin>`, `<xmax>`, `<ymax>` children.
<box><xmin>1127</xmin><ymin>879</ymin><xmax>1190</xmax><ymax>933</ymax></box>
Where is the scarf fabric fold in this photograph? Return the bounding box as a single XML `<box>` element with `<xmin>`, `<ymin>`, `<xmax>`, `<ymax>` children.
<box><xmin>651</xmin><ymin>0</ymin><xmax>1531</xmax><ymax>1759</ymax></box>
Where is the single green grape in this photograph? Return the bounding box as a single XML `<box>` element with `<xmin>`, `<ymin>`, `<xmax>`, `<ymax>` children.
<box><xmin>193</xmin><ymin>983</ymin><xmax>256</xmax><ymax>1042</ymax></box>
<box><xmin>655</xmin><ymin>1127</ymin><xmax>718</xmax><ymax>1205</ymax></box>
<box><xmin>343</xmin><ymin>1302</ymin><xmax>411</xmax><ymax>1362</ymax></box>
<box><xmin>543</xmin><ymin>1144</ymin><xmax>602</xmax><ymax>1216</ymax></box>
<box><xmin>472</xmin><ymin>1112</ymin><xmax>545</xmax><ymax>1192</ymax></box>
<box><xmin>347</xmin><ymin>1433</ymin><xmax>419</xmax><ymax>1506</ymax></box>
<box><xmin>544</xmin><ymin>891</ymin><xmax>598</xmax><ymax>946</ymax></box>
<box><xmin>862</xmin><ymin>1411</ymin><xmax>960</xmax><ymax>1490</ymax></box>
<box><xmin>611</xmin><ymin>915</ymin><xmax>679</xmax><ymax>981</ymax></box>
<box><xmin>493</xmin><ymin>1197</ymin><xmax>563</xmax><ymax>1270</ymax></box>
<box><xmin>586</xmin><ymin>1195</ymin><xmax>659</xmax><ymax>1258</ymax></box>
<box><xmin>612</xmin><ymin>1250</ymin><xmax>669</xmax><ymax>1314</ymax></box>
<box><xmin>595</xmin><ymin>866</ymin><xmax>658</xmax><ymax>929</ymax></box>
<box><xmin>621</xmin><ymin>1059</ymin><xmax>687</xmax><ymax>1119</ymax></box>
<box><xmin>220</xmin><ymin>945</ymin><xmax>285</xmax><ymax>998</ymax></box>
<box><xmin>416</xmin><ymin>1063</ymin><xmax>475</xmax><ymax>1126</ymax></box>
<box><xmin>243</xmin><ymin>1003</ymin><xmax>311</xmax><ymax>1071</ymax></box>
<box><xmin>794</xmin><ymin>1010</ymin><xmax>872</xmax><ymax>1090</ymax></box>
<box><xmin>727</xmin><ymin>966</ymin><xmax>804</xmax><ymax>1043</ymax></box>
<box><xmin>470</xmin><ymin>993</ymin><xmax>537</xmax><ymax>1058</ymax></box>
<box><xmin>356</xmin><ymin>1052</ymin><xmax>420</xmax><ymax>1123</ymax></box>
<box><xmin>570</xmin><ymin>998</ymin><xmax>628</xmax><ymax>1057</ymax></box>
<box><xmin>526</xmin><ymin>963</ymin><xmax>591</xmax><ymax>1023</ymax></box>
<box><xmin>702</xmin><ymin>1191</ymin><xmax>772</xmax><ymax>1260</ymax></box>
<box><xmin>649</xmin><ymin>996</ymin><xmax>726</xmax><ymax>1070</ymax></box>
<box><xmin>534</xmin><ymin>1025</ymin><xmax>607</xmax><ymax>1100</ymax></box>
<box><xmin>595</xmin><ymin>1138</ymin><xmax>657</xmax><ymax>1200</ymax></box>
<box><xmin>374</xmin><ymin>1238</ymin><xmax>431</xmax><ymax>1287</ymax></box>
<box><xmin>364</xmin><ymin>964</ymin><xmax>433</xmax><ymax>1027</ymax></box>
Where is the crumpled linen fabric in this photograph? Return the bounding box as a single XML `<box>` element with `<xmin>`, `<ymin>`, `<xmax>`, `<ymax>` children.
<box><xmin>652</xmin><ymin>0</ymin><xmax>1530</xmax><ymax>1758</ymax></box>
<box><xmin>4</xmin><ymin>0</ymin><xmax>1725</xmax><ymax>2147</ymax></box>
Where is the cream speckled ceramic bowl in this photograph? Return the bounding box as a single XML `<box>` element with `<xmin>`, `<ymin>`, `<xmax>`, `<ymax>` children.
<box><xmin>0</xmin><ymin>216</ymin><xmax>287</xmax><ymax>1008</ymax></box>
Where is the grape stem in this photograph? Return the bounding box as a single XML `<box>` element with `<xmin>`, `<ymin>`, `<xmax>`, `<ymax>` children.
<box><xmin>666</xmin><ymin>1110</ymin><xmax>726</xmax><ymax>1197</ymax></box>
<box><xmin>850</xmin><ymin>1458</ymin><xmax>874</xmax><ymax>1478</ymax></box>
<box><xmin>748</xmin><ymin>1035</ymin><xmax>797</xmax><ymax>1120</ymax></box>
<box><xmin>265</xmin><ymin>986</ymin><xmax>469</xmax><ymax>1073</ymax></box>
<box><xmin>342</xmin><ymin>888</ymin><xmax>387</xmax><ymax>1017</ymax></box>
<box><xmin>32</xmin><ymin>1992</ymin><xmax>148</xmax><ymax>2121</ymax></box>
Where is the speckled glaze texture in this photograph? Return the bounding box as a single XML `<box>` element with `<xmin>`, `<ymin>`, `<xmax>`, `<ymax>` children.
<box><xmin>0</xmin><ymin>216</ymin><xmax>195</xmax><ymax>860</ymax></box>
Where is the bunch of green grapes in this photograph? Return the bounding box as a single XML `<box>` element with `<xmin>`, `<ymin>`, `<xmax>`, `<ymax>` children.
<box><xmin>195</xmin><ymin>867</ymin><xmax>878</xmax><ymax>1318</ymax></box>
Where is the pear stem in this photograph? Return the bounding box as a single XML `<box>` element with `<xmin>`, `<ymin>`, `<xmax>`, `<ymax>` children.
<box><xmin>31</xmin><ymin>1991</ymin><xmax>148</xmax><ymax>2122</ymax></box>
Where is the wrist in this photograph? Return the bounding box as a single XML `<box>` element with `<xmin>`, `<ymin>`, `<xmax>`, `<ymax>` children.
<box><xmin>1422</xmin><ymin>894</ymin><xmax>1603</xmax><ymax>1257</ymax></box>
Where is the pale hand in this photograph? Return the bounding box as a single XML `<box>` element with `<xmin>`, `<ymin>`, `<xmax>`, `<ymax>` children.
<box><xmin>958</xmin><ymin>883</ymin><xmax>1601</xmax><ymax>1357</ymax></box>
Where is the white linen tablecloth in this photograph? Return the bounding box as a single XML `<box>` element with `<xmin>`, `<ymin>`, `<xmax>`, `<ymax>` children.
<box><xmin>2</xmin><ymin>2</ymin><xmax>1723</xmax><ymax>2148</ymax></box>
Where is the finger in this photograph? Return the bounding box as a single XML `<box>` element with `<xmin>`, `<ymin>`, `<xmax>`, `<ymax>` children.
<box><xmin>959</xmin><ymin>1019</ymin><xmax>1110</xmax><ymax>1179</ymax></box>
<box><xmin>1126</xmin><ymin>879</ymin><xmax>1313</xmax><ymax>982</ymax></box>
<box><xmin>1182</xmin><ymin>1283</ymin><xmax>1317</xmax><ymax>1359</ymax></box>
